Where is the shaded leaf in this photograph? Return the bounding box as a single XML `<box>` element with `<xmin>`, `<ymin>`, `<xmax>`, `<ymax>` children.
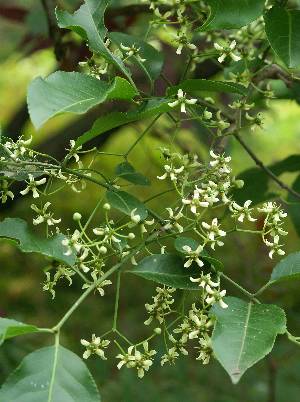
<box><xmin>75</xmin><ymin>98</ymin><xmax>171</xmax><ymax>147</ymax></box>
<box><xmin>0</xmin><ymin>345</ymin><xmax>100</xmax><ymax>402</ymax></box>
<box><xmin>167</xmin><ymin>79</ymin><xmax>247</xmax><ymax>97</ymax></box>
<box><xmin>199</xmin><ymin>0</ymin><xmax>265</xmax><ymax>30</ymax></box>
<box><xmin>128</xmin><ymin>253</ymin><xmax>201</xmax><ymax>290</ymax></box>
<box><xmin>270</xmin><ymin>252</ymin><xmax>300</xmax><ymax>283</ymax></box>
<box><xmin>28</xmin><ymin>72</ymin><xmax>137</xmax><ymax>129</ymax></box>
<box><xmin>0</xmin><ymin>218</ymin><xmax>75</xmax><ymax>266</ymax></box>
<box><xmin>0</xmin><ymin>318</ymin><xmax>39</xmax><ymax>346</ymax></box>
<box><xmin>106</xmin><ymin>190</ymin><xmax>148</xmax><ymax>220</ymax></box>
<box><xmin>287</xmin><ymin>175</ymin><xmax>300</xmax><ymax>237</ymax></box>
<box><xmin>211</xmin><ymin>297</ymin><xmax>286</xmax><ymax>384</ymax></box>
<box><xmin>56</xmin><ymin>0</ymin><xmax>132</xmax><ymax>84</ymax></box>
<box><xmin>115</xmin><ymin>162</ymin><xmax>150</xmax><ymax>186</ymax></box>
<box><xmin>265</xmin><ymin>6</ymin><xmax>300</xmax><ymax>69</ymax></box>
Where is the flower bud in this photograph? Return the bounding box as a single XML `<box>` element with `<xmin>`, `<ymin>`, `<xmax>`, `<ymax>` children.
<box><xmin>154</xmin><ymin>327</ymin><xmax>162</xmax><ymax>335</ymax></box>
<box><xmin>99</xmin><ymin>245</ymin><xmax>108</xmax><ymax>254</ymax></box>
<box><xmin>234</xmin><ymin>179</ymin><xmax>244</xmax><ymax>189</ymax></box>
<box><xmin>103</xmin><ymin>203</ymin><xmax>111</xmax><ymax>210</ymax></box>
<box><xmin>73</xmin><ymin>212</ymin><xmax>82</xmax><ymax>221</ymax></box>
<box><xmin>128</xmin><ymin>232</ymin><xmax>135</xmax><ymax>239</ymax></box>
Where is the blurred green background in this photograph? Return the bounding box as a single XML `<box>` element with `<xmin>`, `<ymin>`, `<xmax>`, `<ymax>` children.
<box><xmin>1</xmin><ymin>1</ymin><xmax>300</xmax><ymax>401</ymax></box>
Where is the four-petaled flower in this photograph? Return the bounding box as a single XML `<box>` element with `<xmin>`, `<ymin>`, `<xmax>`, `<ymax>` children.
<box><xmin>81</xmin><ymin>334</ymin><xmax>110</xmax><ymax>360</ymax></box>
<box><xmin>214</xmin><ymin>40</ymin><xmax>241</xmax><ymax>63</ymax></box>
<box><xmin>168</xmin><ymin>89</ymin><xmax>197</xmax><ymax>113</ymax></box>
<box><xmin>20</xmin><ymin>174</ymin><xmax>47</xmax><ymax>198</ymax></box>
<box><xmin>182</xmin><ymin>244</ymin><xmax>204</xmax><ymax>268</ymax></box>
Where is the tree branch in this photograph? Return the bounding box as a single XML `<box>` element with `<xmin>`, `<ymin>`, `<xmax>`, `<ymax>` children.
<box><xmin>40</xmin><ymin>0</ymin><xmax>64</xmax><ymax>62</ymax></box>
<box><xmin>234</xmin><ymin>132</ymin><xmax>300</xmax><ymax>201</ymax></box>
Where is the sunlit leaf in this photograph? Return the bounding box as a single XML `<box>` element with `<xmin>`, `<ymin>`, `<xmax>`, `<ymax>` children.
<box><xmin>28</xmin><ymin>72</ymin><xmax>137</xmax><ymax>129</ymax></box>
<box><xmin>211</xmin><ymin>297</ymin><xmax>286</xmax><ymax>384</ymax></box>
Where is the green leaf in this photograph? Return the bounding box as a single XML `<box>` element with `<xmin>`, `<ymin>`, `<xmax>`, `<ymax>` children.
<box><xmin>211</xmin><ymin>297</ymin><xmax>286</xmax><ymax>384</ymax></box>
<box><xmin>0</xmin><ymin>218</ymin><xmax>75</xmax><ymax>266</ymax></box>
<box><xmin>128</xmin><ymin>254</ymin><xmax>201</xmax><ymax>290</ymax></box>
<box><xmin>106</xmin><ymin>190</ymin><xmax>148</xmax><ymax>220</ymax></box>
<box><xmin>75</xmin><ymin>98</ymin><xmax>171</xmax><ymax>147</ymax></box>
<box><xmin>109</xmin><ymin>32</ymin><xmax>164</xmax><ymax>84</ymax></box>
<box><xmin>167</xmin><ymin>79</ymin><xmax>247</xmax><ymax>97</ymax></box>
<box><xmin>56</xmin><ymin>0</ymin><xmax>132</xmax><ymax>85</ymax></box>
<box><xmin>199</xmin><ymin>0</ymin><xmax>265</xmax><ymax>30</ymax></box>
<box><xmin>115</xmin><ymin>162</ymin><xmax>150</xmax><ymax>186</ymax></box>
<box><xmin>28</xmin><ymin>72</ymin><xmax>137</xmax><ymax>129</ymax></box>
<box><xmin>174</xmin><ymin>237</ymin><xmax>223</xmax><ymax>271</ymax></box>
<box><xmin>0</xmin><ymin>318</ymin><xmax>39</xmax><ymax>346</ymax></box>
<box><xmin>0</xmin><ymin>345</ymin><xmax>100</xmax><ymax>402</ymax></box>
<box><xmin>287</xmin><ymin>175</ymin><xmax>300</xmax><ymax>237</ymax></box>
<box><xmin>264</xmin><ymin>6</ymin><xmax>300</xmax><ymax>69</ymax></box>
<box><xmin>270</xmin><ymin>252</ymin><xmax>300</xmax><ymax>283</ymax></box>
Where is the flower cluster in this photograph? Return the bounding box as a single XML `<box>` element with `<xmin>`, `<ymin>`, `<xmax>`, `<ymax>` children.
<box><xmin>144</xmin><ymin>286</ymin><xmax>176</xmax><ymax>325</ymax></box>
<box><xmin>116</xmin><ymin>342</ymin><xmax>156</xmax><ymax>378</ymax></box>
<box><xmin>259</xmin><ymin>202</ymin><xmax>288</xmax><ymax>258</ymax></box>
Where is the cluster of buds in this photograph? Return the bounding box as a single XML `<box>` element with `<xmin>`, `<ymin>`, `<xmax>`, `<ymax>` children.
<box><xmin>160</xmin><ymin>303</ymin><xmax>214</xmax><ymax>366</ymax></box>
<box><xmin>1</xmin><ymin>136</ymin><xmax>33</xmax><ymax>161</ymax></box>
<box><xmin>144</xmin><ymin>286</ymin><xmax>176</xmax><ymax>325</ymax></box>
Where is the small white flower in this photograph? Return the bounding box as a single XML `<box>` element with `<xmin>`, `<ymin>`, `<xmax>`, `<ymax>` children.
<box><xmin>62</xmin><ymin>229</ymin><xmax>82</xmax><ymax>256</ymax></box>
<box><xmin>120</xmin><ymin>43</ymin><xmax>146</xmax><ymax>62</ymax></box>
<box><xmin>168</xmin><ymin>89</ymin><xmax>197</xmax><ymax>114</ymax></box>
<box><xmin>81</xmin><ymin>334</ymin><xmax>110</xmax><ymax>360</ymax></box>
<box><xmin>230</xmin><ymin>200</ymin><xmax>256</xmax><ymax>223</ymax></box>
<box><xmin>205</xmin><ymin>286</ymin><xmax>228</xmax><ymax>308</ymax></box>
<box><xmin>20</xmin><ymin>174</ymin><xmax>47</xmax><ymax>198</ymax></box>
<box><xmin>182</xmin><ymin>244</ymin><xmax>204</xmax><ymax>268</ymax></box>
<box><xmin>214</xmin><ymin>40</ymin><xmax>241</xmax><ymax>63</ymax></box>
<box><xmin>157</xmin><ymin>164</ymin><xmax>185</xmax><ymax>182</ymax></box>
<box><xmin>201</xmin><ymin>218</ymin><xmax>226</xmax><ymax>250</ymax></box>
<box><xmin>31</xmin><ymin>202</ymin><xmax>61</xmax><ymax>226</ymax></box>
<box><xmin>264</xmin><ymin>235</ymin><xmax>285</xmax><ymax>259</ymax></box>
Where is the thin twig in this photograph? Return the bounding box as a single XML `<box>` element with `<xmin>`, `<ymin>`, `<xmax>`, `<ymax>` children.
<box><xmin>234</xmin><ymin>132</ymin><xmax>300</xmax><ymax>201</ymax></box>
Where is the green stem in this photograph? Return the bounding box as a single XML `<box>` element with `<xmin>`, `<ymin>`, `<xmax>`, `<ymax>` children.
<box><xmin>113</xmin><ymin>271</ymin><xmax>121</xmax><ymax>330</ymax></box>
<box><xmin>220</xmin><ymin>272</ymin><xmax>259</xmax><ymax>303</ymax></box>
<box><xmin>124</xmin><ymin>114</ymin><xmax>162</xmax><ymax>158</ymax></box>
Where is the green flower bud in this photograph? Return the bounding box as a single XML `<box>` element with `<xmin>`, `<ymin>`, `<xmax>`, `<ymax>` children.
<box><xmin>73</xmin><ymin>212</ymin><xmax>82</xmax><ymax>221</ymax></box>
